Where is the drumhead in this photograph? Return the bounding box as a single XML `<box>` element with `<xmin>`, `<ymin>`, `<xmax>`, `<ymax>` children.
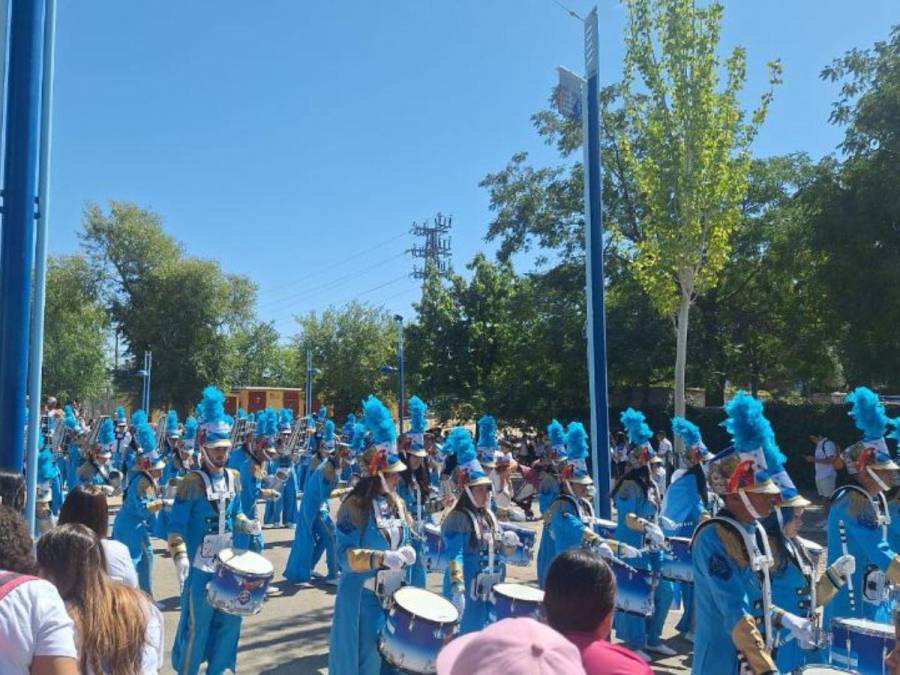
<box><xmin>218</xmin><ymin>548</ymin><xmax>275</xmax><ymax>576</ymax></box>
<box><xmin>493</xmin><ymin>583</ymin><xmax>544</xmax><ymax>603</ymax></box>
<box><xmin>393</xmin><ymin>586</ymin><xmax>459</xmax><ymax>624</ymax></box>
<box><xmin>796</xmin><ymin>536</ymin><xmax>822</xmax><ymax>554</ymax></box>
<box><xmin>833</xmin><ymin>617</ymin><xmax>894</xmax><ymax>636</ymax></box>
<box><xmin>797</xmin><ymin>668</ymin><xmax>855</xmax><ymax>674</ymax></box>
<box><xmin>424</xmin><ymin>522</ymin><xmax>441</xmax><ymax>535</ymax></box>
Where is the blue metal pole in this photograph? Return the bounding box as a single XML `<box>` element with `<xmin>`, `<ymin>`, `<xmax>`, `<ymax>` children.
<box><xmin>24</xmin><ymin>0</ymin><xmax>56</xmax><ymax>531</ymax></box>
<box><xmin>146</xmin><ymin>350</ymin><xmax>152</xmax><ymax>414</ymax></box>
<box><xmin>397</xmin><ymin>316</ymin><xmax>404</xmax><ymax>434</ymax></box>
<box><xmin>582</xmin><ymin>7</ymin><xmax>612</xmax><ymax>518</ymax></box>
<box><xmin>0</xmin><ymin>0</ymin><xmax>47</xmax><ymax>472</ymax></box>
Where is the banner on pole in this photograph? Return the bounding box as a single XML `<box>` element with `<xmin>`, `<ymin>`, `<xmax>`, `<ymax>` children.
<box><xmin>555</xmin><ymin>66</ymin><xmax>585</xmax><ymax>122</ymax></box>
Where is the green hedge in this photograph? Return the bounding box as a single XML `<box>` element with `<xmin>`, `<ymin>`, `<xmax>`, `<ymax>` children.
<box><xmin>610</xmin><ymin>402</ymin><xmax>900</xmax><ymax>490</ymax></box>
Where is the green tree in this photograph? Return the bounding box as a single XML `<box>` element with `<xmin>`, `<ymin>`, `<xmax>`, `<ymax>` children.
<box><xmin>225</xmin><ymin>321</ymin><xmax>297</xmax><ymax>389</ymax></box>
<box><xmin>292</xmin><ymin>302</ymin><xmax>398</xmax><ymax>419</ymax></box>
<box><xmin>42</xmin><ymin>255</ymin><xmax>110</xmax><ymax>401</ymax></box>
<box><xmin>617</xmin><ymin>0</ymin><xmax>781</xmax><ymax>420</ymax></box>
<box><xmin>806</xmin><ymin>26</ymin><xmax>900</xmax><ymax>388</ymax></box>
<box><xmin>80</xmin><ymin>201</ymin><xmax>256</xmax><ymax>413</ymax></box>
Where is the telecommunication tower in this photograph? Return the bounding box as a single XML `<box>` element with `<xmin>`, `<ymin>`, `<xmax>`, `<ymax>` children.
<box><xmin>409</xmin><ymin>213</ymin><xmax>452</xmax><ymax>280</ymax></box>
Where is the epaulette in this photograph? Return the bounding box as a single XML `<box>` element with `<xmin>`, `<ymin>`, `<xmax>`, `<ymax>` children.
<box><xmin>227</xmin><ymin>467</ymin><xmax>242</xmax><ymax>494</ymax></box>
<box><xmin>252</xmin><ymin>462</ymin><xmax>267</xmax><ymax>481</ymax></box>
<box><xmin>176</xmin><ymin>472</ymin><xmax>206</xmax><ymax>500</ymax></box>
<box><xmin>712</xmin><ymin>521</ymin><xmax>750</xmax><ymax>570</ymax></box>
<box><xmin>338</xmin><ymin>493</ymin><xmax>368</xmax><ymax>529</ymax></box>
<box><xmin>322</xmin><ymin>460</ymin><xmax>336</xmax><ymax>484</ymax></box>
<box><xmin>77</xmin><ymin>463</ymin><xmax>93</xmax><ymax>480</ymax></box>
<box><xmin>846</xmin><ymin>490</ymin><xmax>874</xmax><ymax>520</ymax></box>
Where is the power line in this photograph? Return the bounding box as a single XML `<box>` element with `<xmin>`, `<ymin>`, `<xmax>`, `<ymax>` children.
<box><xmin>549</xmin><ymin>0</ymin><xmax>582</xmax><ymax>20</ymax></box>
<box><xmin>410</xmin><ymin>213</ymin><xmax>452</xmax><ymax>280</ymax></box>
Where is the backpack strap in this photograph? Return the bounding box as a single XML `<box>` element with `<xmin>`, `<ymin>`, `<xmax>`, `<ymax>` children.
<box><xmin>0</xmin><ymin>571</ymin><xmax>37</xmax><ymax>603</ymax></box>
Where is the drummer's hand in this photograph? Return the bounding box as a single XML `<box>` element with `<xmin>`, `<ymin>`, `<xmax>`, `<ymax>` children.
<box><xmin>147</xmin><ymin>499</ymin><xmax>165</xmax><ymax>513</ymax></box>
<box><xmin>100</xmin><ymin>485</ymin><xmax>116</xmax><ymax>497</ymax></box>
<box><xmin>596</xmin><ymin>542</ymin><xmax>614</xmax><ymax>559</ymax></box>
<box><xmin>830</xmin><ymin>554</ymin><xmax>856</xmax><ymax>581</ymax></box>
<box><xmin>659</xmin><ymin>516</ymin><xmax>677</xmax><ymax>530</ymax></box>
<box><xmin>582</xmin><ymin>529</ymin><xmax>600</xmax><ymax>544</ymax></box>
<box><xmin>398</xmin><ymin>545</ymin><xmax>417</xmax><ymax>566</ymax></box>
<box><xmin>644</xmin><ymin>523</ymin><xmax>665</xmax><ymax>548</ymax></box>
<box><xmin>382</xmin><ymin>550</ymin><xmax>406</xmax><ymax>570</ymax></box>
<box><xmin>174</xmin><ymin>555</ymin><xmax>190</xmax><ymax>587</ymax></box>
<box><xmin>261</xmin><ymin>489</ymin><xmax>280</xmax><ymax>501</ymax></box>
<box><xmin>451</xmin><ymin>586</ymin><xmax>466</xmax><ymax>615</ymax></box>
<box><xmin>779</xmin><ymin>611</ymin><xmax>814</xmax><ymax>645</ymax></box>
<box><xmin>501</xmin><ymin>530</ymin><xmax>521</xmax><ymax>548</ymax></box>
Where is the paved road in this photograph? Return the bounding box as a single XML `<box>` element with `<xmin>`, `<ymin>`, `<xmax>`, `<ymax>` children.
<box><xmin>143</xmin><ymin>495</ymin><xmax>828</xmax><ymax>674</ymax></box>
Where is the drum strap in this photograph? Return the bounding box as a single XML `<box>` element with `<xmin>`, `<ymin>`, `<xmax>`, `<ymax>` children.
<box><xmin>833</xmin><ymin>483</ymin><xmax>890</xmax><ymax>534</ymax></box>
<box><xmin>92</xmin><ymin>460</ymin><xmax>112</xmax><ymax>485</ymax></box>
<box><xmin>194</xmin><ymin>469</ymin><xmax>235</xmax><ymax>512</ymax></box>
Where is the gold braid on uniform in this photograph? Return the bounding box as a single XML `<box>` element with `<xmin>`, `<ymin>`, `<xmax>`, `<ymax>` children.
<box><xmin>339</xmin><ymin>494</ymin><xmax>383</xmax><ymax>573</ymax></box>
<box><xmin>714</xmin><ymin>523</ymin><xmax>751</xmax><ymax>569</ymax></box>
<box><xmin>732</xmin><ymin>615</ymin><xmax>777</xmax><ymax>674</ymax></box>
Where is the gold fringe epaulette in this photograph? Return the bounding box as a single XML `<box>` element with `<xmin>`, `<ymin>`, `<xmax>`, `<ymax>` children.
<box><xmin>714</xmin><ymin>522</ymin><xmax>750</xmax><ymax>570</ymax></box>
<box><xmin>176</xmin><ymin>472</ymin><xmax>206</xmax><ymax>500</ymax></box>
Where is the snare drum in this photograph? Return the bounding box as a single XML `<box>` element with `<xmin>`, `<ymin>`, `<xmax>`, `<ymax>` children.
<box><xmin>610</xmin><ymin>557</ymin><xmax>654</xmax><ymax>617</ymax></box>
<box><xmin>379</xmin><ymin>586</ymin><xmax>459</xmax><ymax>674</ymax></box>
<box><xmin>798</xmin><ymin>667</ymin><xmax>857</xmax><ymax>674</ymax></box>
<box><xmin>500</xmin><ymin>524</ymin><xmax>535</xmax><ymax>567</ymax></box>
<box><xmin>423</xmin><ymin>523</ymin><xmax>447</xmax><ymax>572</ymax></box>
<box><xmin>206</xmin><ymin>548</ymin><xmax>274</xmax><ymax>616</ymax></box>
<box><xmin>830</xmin><ymin>617</ymin><xmax>894</xmax><ymax>675</ymax></box>
<box><xmin>593</xmin><ymin>518</ymin><xmax>617</xmax><ymax>539</ymax></box>
<box><xmin>660</xmin><ymin>536</ymin><xmax>693</xmax><ymax>583</ymax></box>
<box><xmin>489</xmin><ymin>583</ymin><xmax>544</xmax><ymax>623</ymax></box>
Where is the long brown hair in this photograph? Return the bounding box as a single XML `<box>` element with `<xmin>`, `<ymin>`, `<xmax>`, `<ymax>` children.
<box><xmin>36</xmin><ymin>524</ymin><xmax>148</xmax><ymax>675</ymax></box>
<box><xmin>58</xmin><ymin>485</ymin><xmax>110</xmax><ymax>538</ymax></box>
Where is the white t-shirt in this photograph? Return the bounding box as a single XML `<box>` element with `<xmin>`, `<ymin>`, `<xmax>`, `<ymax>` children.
<box><xmin>0</xmin><ymin>576</ymin><xmax>77</xmax><ymax>674</ymax></box>
<box><xmin>657</xmin><ymin>437</ymin><xmax>673</xmax><ymax>457</ymax></box>
<box><xmin>102</xmin><ymin>538</ymin><xmax>139</xmax><ymax>588</ymax></box>
<box><xmin>815</xmin><ymin>439</ymin><xmax>837</xmax><ymax>480</ymax></box>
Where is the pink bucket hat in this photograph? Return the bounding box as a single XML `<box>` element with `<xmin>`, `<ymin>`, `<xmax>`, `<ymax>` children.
<box><xmin>436</xmin><ymin>617</ymin><xmax>586</xmax><ymax>675</ymax></box>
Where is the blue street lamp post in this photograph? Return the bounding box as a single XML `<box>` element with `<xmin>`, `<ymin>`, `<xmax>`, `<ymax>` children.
<box><xmin>380</xmin><ymin>314</ymin><xmax>405</xmax><ymax>434</ymax></box>
<box><xmin>305</xmin><ymin>349</ymin><xmax>321</xmax><ymax>417</ymax></box>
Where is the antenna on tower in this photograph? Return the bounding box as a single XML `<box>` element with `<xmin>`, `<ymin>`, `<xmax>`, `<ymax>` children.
<box><xmin>409</xmin><ymin>213</ymin><xmax>452</xmax><ymax>279</ymax></box>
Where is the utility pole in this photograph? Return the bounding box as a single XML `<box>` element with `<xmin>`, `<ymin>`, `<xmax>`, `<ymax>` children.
<box><xmin>409</xmin><ymin>213</ymin><xmax>452</xmax><ymax>280</ymax></box>
<box><xmin>395</xmin><ymin>315</ymin><xmax>404</xmax><ymax>434</ymax></box>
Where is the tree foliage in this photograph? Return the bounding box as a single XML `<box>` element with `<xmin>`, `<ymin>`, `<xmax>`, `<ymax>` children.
<box><xmin>41</xmin><ymin>255</ymin><xmax>110</xmax><ymax>402</ymax></box>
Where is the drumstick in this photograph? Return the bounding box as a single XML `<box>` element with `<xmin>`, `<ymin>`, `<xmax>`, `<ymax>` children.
<box><xmin>838</xmin><ymin>520</ymin><xmax>855</xmax><ymax>612</ymax></box>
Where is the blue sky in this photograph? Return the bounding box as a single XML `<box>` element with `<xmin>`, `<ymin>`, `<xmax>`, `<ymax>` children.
<box><xmin>49</xmin><ymin>1</ymin><xmax>897</xmax><ymax>339</ymax></box>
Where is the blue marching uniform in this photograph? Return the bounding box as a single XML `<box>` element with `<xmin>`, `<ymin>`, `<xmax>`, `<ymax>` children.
<box><xmin>329</xmin><ymin>493</ymin><xmax>410</xmax><ymax>675</ymax></box>
<box><xmin>825</xmin><ymin>483</ymin><xmax>900</xmax><ymax>626</ymax></box>
<box><xmin>169</xmin><ymin>468</ymin><xmax>254</xmax><ymax>675</ymax></box>
<box><xmin>66</xmin><ymin>441</ymin><xmax>82</xmax><ymax>491</ymax></box>
<box><xmin>613</xmin><ymin>478</ymin><xmax>673</xmax><ymax>651</ymax></box>
<box><xmin>153</xmin><ymin>459</ymin><xmax>190</xmax><ymax>541</ymax></box>
<box><xmin>887</xmin><ymin>490</ymin><xmax>900</xmax><ymax>553</ymax></box>
<box><xmin>537</xmin><ymin>468</ymin><xmax>559</xmax><ymax>515</ymax></box>
<box><xmin>112</xmin><ymin>469</ymin><xmax>163</xmax><ymax>595</ymax></box>
<box><xmin>234</xmin><ymin>453</ymin><xmax>270</xmax><ymax>553</ymax></box>
<box><xmin>263</xmin><ymin>454</ymin><xmax>299</xmax><ymax>527</ymax></box>
<box><xmin>441</xmin><ymin>507</ymin><xmax>508</xmax><ymax>635</ymax></box>
<box><xmin>37</xmin><ymin>444</ymin><xmax>63</xmax><ymax>515</ymax></box>
<box><xmin>537</xmin><ymin>492</ymin><xmax>594</xmax><ymax>588</ymax></box>
<box><xmin>397</xmin><ymin>476</ymin><xmax>433</xmax><ymax>588</ymax></box>
<box><xmin>285</xmin><ymin>455</ymin><xmax>339</xmax><ymax>583</ymax></box>
<box><xmin>691</xmin><ymin>512</ymin><xmax>776</xmax><ymax>675</ymax></box>
<box><xmin>660</xmin><ymin>466</ymin><xmax>709</xmax><ymax>635</ymax></box>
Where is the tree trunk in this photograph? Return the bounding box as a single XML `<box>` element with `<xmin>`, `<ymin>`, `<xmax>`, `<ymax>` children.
<box><xmin>674</xmin><ymin>293</ymin><xmax>691</xmax><ymax>420</ymax></box>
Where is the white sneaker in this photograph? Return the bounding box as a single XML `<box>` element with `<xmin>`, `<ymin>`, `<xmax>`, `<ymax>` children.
<box><xmin>645</xmin><ymin>643</ymin><xmax>677</xmax><ymax>656</ymax></box>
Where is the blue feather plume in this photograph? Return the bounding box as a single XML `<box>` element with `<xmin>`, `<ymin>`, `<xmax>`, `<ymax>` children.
<box><xmin>620</xmin><ymin>408</ymin><xmax>652</xmax><ymax>446</ymax></box>
<box><xmin>184</xmin><ymin>416</ymin><xmax>198</xmax><ymax>440</ymax></box>
<box><xmin>477</xmin><ymin>415</ymin><xmax>498</xmax><ymax>449</ymax></box>
<box><xmin>548</xmin><ymin>419</ymin><xmax>566</xmax><ymax>447</ymax></box>
<box><xmin>131</xmin><ymin>409</ymin><xmax>147</xmax><ymax>427</ymax></box>
<box><xmin>238</xmin><ymin>408</ymin><xmax>247</xmax><ymax>420</ymax></box>
<box><xmin>199</xmin><ymin>386</ymin><xmax>226</xmax><ymax>424</ymax></box>
<box><xmin>98</xmin><ymin>418</ymin><xmax>115</xmax><ymax>446</ymax></box>
<box><xmin>279</xmin><ymin>408</ymin><xmax>294</xmax><ymax>430</ymax></box>
<box><xmin>566</xmin><ymin>422</ymin><xmax>589</xmax><ymax>460</ymax></box>
<box><xmin>166</xmin><ymin>410</ymin><xmax>179</xmax><ymax>434</ymax></box>
<box><xmin>444</xmin><ymin>427</ymin><xmax>476</xmax><ymax>464</ymax></box>
<box><xmin>409</xmin><ymin>397</ymin><xmax>428</xmax><ymax>434</ymax></box>
<box><xmin>672</xmin><ymin>417</ymin><xmax>702</xmax><ymax>448</ymax></box>
<box><xmin>324</xmin><ymin>420</ymin><xmax>335</xmax><ymax>442</ymax></box>
<box><xmin>847</xmin><ymin>386</ymin><xmax>890</xmax><ymax>441</ymax></box>
<box><xmin>351</xmin><ymin>423</ymin><xmax>368</xmax><ymax>454</ymax></box>
<box><xmin>137</xmin><ymin>422</ymin><xmax>157</xmax><ymax>452</ymax></box>
<box><xmin>363</xmin><ymin>395</ymin><xmax>397</xmax><ymax>447</ymax></box>
<box><xmin>723</xmin><ymin>392</ymin><xmax>785</xmax><ymax>468</ymax></box>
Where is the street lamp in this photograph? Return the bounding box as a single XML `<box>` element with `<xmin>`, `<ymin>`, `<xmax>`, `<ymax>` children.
<box><xmin>305</xmin><ymin>348</ymin><xmax>321</xmax><ymax>417</ymax></box>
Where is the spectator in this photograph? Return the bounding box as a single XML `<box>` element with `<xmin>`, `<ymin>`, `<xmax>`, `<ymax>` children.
<box><xmin>0</xmin><ymin>505</ymin><xmax>78</xmax><ymax>675</ymax></box>
<box><xmin>436</xmin><ymin>617</ymin><xmax>585</xmax><ymax>675</ymax></box>
<box><xmin>58</xmin><ymin>485</ymin><xmax>138</xmax><ymax>588</ymax></box>
<box><xmin>545</xmin><ymin>549</ymin><xmax>653</xmax><ymax>675</ymax></box>
<box><xmin>806</xmin><ymin>433</ymin><xmax>838</xmax><ymax>500</ymax></box>
<box><xmin>36</xmin><ymin>523</ymin><xmax>164</xmax><ymax>674</ymax></box>
<box><xmin>0</xmin><ymin>468</ymin><xmax>26</xmax><ymax>513</ymax></box>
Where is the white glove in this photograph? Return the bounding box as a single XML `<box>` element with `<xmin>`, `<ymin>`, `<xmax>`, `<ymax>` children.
<box><xmin>780</xmin><ymin>611</ymin><xmax>815</xmax><ymax>646</ymax></box>
<box><xmin>644</xmin><ymin>523</ymin><xmax>665</xmax><ymax>548</ymax></box>
<box><xmin>175</xmin><ymin>555</ymin><xmax>190</xmax><ymax>588</ymax></box>
<box><xmin>451</xmin><ymin>587</ymin><xmax>466</xmax><ymax>615</ymax></box>
<box><xmin>248</xmin><ymin>519</ymin><xmax>262</xmax><ymax>536</ymax></box>
<box><xmin>619</xmin><ymin>543</ymin><xmax>642</xmax><ymax>558</ymax></box>
<box><xmin>501</xmin><ymin>530</ymin><xmax>521</xmax><ymax>547</ymax></box>
<box><xmin>830</xmin><ymin>553</ymin><xmax>856</xmax><ymax>581</ymax></box>
<box><xmin>398</xmin><ymin>545</ymin><xmax>417</xmax><ymax>566</ymax></box>
<box><xmin>659</xmin><ymin>516</ymin><xmax>677</xmax><ymax>530</ymax></box>
<box><xmin>596</xmin><ymin>542</ymin><xmax>614</xmax><ymax>559</ymax></box>
<box><xmin>382</xmin><ymin>550</ymin><xmax>406</xmax><ymax>570</ymax></box>
<box><xmin>101</xmin><ymin>485</ymin><xmax>116</xmax><ymax>497</ymax></box>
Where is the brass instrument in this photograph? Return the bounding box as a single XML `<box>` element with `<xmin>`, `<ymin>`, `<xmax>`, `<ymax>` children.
<box><xmin>155</xmin><ymin>414</ymin><xmax>168</xmax><ymax>449</ymax></box>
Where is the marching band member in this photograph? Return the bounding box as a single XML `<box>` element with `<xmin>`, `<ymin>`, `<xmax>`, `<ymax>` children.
<box><xmin>660</xmin><ymin>417</ymin><xmax>714</xmax><ymax>641</ymax></box>
<box><xmin>112</xmin><ymin>405</ymin><xmax>130</xmax><ymax>468</ymax></box>
<box><xmin>825</xmin><ymin>386</ymin><xmax>900</xmax><ymax>626</ymax></box>
<box><xmin>155</xmin><ymin>414</ymin><xmax>199</xmax><ymax>541</ymax></box>
<box><xmin>35</xmin><ymin>434</ymin><xmax>62</xmax><ymax>535</ymax></box>
<box><xmin>263</xmin><ymin>408</ymin><xmax>299</xmax><ymax>528</ymax></box>
<box><xmin>111</xmin><ymin>421</ymin><xmax>166</xmax><ymax>596</ymax></box>
<box><xmin>328</xmin><ymin>396</ymin><xmax>416</xmax><ymax>675</ymax></box>
<box><xmin>612</xmin><ymin>408</ymin><xmax>674</xmax><ymax>658</ymax></box>
<box><xmin>168</xmin><ymin>386</ymin><xmax>262</xmax><ymax>675</ymax></box>
<box><xmin>285</xmin><ymin>419</ymin><xmax>345</xmax><ymax>585</ymax></box>
<box><xmin>62</xmin><ymin>404</ymin><xmax>85</xmax><ymax>491</ymax></box>
<box><xmin>537</xmin><ymin>422</ymin><xmax>601</xmax><ymax>587</ymax></box>
<box><xmin>341</xmin><ymin>413</ymin><xmax>360</xmax><ymax>484</ymax></box>
<box><xmin>441</xmin><ymin>427</ymin><xmax>520</xmax><ymax>635</ymax></box>
<box><xmin>397</xmin><ymin>396</ymin><xmax>434</xmax><ymax>588</ymax></box>
<box><xmin>490</xmin><ymin>448</ymin><xmax>527</xmax><ymax>522</ymax></box>
<box><xmin>121</xmin><ymin>409</ymin><xmax>147</xmax><ymax>481</ymax></box>
<box><xmin>294</xmin><ymin>414</ymin><xmax>318</xmax><ymax>493</ymax></box>
<box><xmin>537</xmin><ymin>419</ymin><xmax>566</xmax><ymax>514</ymax></box>
<box><xmin>77</xmin><ymin>418</ymin><xmax>120</xmax><ymax>493</ymax></box>
<box><xmin>232</xmin><ymin>411</ymin><xmax>278</xmax><ymax>552</ymax></box>
<box><xmin>764</xmin><ymin>476</ymin><xmax>855</xmax><ymax>672</ymax></box>
<box><xmin>692</xmin><ymin>393</ymin><xmax>813</xmax><ymax>675</ymax></box>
